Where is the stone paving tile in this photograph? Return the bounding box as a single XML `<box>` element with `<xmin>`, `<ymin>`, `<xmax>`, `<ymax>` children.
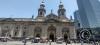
<box><xmin>0</xmin><ymin>41</ymin><xmax>95</xmax><ymax>45</ymax></box>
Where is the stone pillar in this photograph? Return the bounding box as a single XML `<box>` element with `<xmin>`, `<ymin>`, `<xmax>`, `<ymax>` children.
<box><xmin>18</xmin><ymin>25</ymin><xmax>23</xmax><ymax>37</ymax></box>
<box><xmin>10</xmin><ymin>24</ymin><xmax>14</xmax><ymax>37</ymax></box>
<box><xmin>28</xmin><ymin>25</ymin><xmax>34</xmax><ymax>38</ymax></box>
<box><xmin>56</xmin><ymin>26</ymin><xmax>62</xmax><ymax>37</ymax></box>
<box><xmin>69</xmin><ymin>26</ymin><xmax>77</xmax><ymax>39</ymax></box>
<box><xmin>73</xmin><ymin>26</ymin><xmax>77</xmax><ymax>39</ymax></box>
<box><xmin>69</xmin><ymin>27</ymin><xmax>73</xmax><ymax>39</ymax></box>
<box><xmin>32</xmin><ymin>25</ymin><xmax>34</xmax><ymax>37</ymax></box>
<box><xmin>0</xmin><ymin>24</ymin><xmax>2</xmax><ymax>37</ymax></box>
<box><xmin>41</xmin><ymin>26</ymin><xmax>48</xmax><ymax>38</ymax></box>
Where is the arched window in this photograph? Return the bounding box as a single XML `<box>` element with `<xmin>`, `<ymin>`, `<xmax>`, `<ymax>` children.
<box><xmin>36</xmin><ymin>34</ymin><xmax>40</xmax><ymax>37</ymax></box>
<box><xmin>40</xmin><ymin>11</ymin><xmax>43</xmax><ymax>15</ymax></box>
<box><xmin>14</xmin><ymin>31</ymin><xmax>18</xmax><ymax>36</ymax></box>
<box><xmin>61</xmin><ymin>11</ymin><xmax>64</xmax><ymax>15</ymax></box>
<box><xmin>23</xmin><ymin>25</ymin><xmax>28</xmax><ymax>30</ymax></box>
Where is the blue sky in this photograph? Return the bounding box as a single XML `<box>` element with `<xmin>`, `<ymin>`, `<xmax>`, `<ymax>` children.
<box><xmin>0</xmin><ymin>0</ymin><xmax>78</xmax><ymax>19</ymax></box>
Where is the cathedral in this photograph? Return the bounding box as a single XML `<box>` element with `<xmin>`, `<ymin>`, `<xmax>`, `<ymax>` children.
<box><xmin>0</xmin><ymin>1</ymin><xmax>76</xmax><ymax>41</ymax></box>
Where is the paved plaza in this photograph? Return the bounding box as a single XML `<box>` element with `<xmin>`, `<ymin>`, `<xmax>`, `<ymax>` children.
<box><xmin>0</xmin><ymin>41</ymin><xmax>96</xmax><ymax>45</ymax></box>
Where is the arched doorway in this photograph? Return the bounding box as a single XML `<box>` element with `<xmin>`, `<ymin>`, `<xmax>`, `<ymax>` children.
<box><xmin>48</xmin><ymin>25</ymin><xmax>56</xmax><ymax>42</ymax></box>
<box><xmin>36</xmin><ymin>34</ymin><xmax>40</xmax><ymax>37</ymax></box>
<box><xmin>62</xmin><ymin>28</ymin><xmax>69</xmax><ymax>42</ymax></box>
<box><xmin>49</xmin><ymin>33</ymin><xmax>54</xmax><ymax>42</ymax></box>
<box><xmin>34</xmin><ymin>27</ymin><xmax>42</xmax><ymax>38</ymax></box>
<box><xmin>64</xmin><ymin>33</ymin><xmax>68</xmax><ymax>42</ymax></box>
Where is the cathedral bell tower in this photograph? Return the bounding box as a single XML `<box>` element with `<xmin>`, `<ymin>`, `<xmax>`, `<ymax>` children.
<box><xmin>58</xmin><ymin>2</ymin><xmax>65</xmax><ymax>16</ymax></box>
<box><xmin>36</xmin><ymin>0</ymin><xmax>46</xmax><ymax>21</ymax></box>
<box><xmin>58</xmin><ymin>0</ymin><xmax>69</xmax><ymax>22</ymax></box>
<box><xmin>38</xmin><ymin>1</ymin><xmax>46</xmax><ymax>17</ymax></box>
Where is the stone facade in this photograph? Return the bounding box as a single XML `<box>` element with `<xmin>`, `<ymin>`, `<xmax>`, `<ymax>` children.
<box><xmin>0</xmin><ymin>19</ymin><xmax>76</xmax><ymax>40</ymax></box>
<box><xmin>0</xmin><ymin>1</ymin><xmax>76</xmax><ymax>41</ymax></box>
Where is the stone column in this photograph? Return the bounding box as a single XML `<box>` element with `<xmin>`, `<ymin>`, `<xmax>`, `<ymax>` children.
<box><xmin>69</xmin><ymin>27</ymin><xmax>73</xmax><ymax>39</ymax></box>
<box><xmin>28</xmin><ymin>25</ymin><xmax>34</xmax><ymax>38</ymax></box>
<box><xmin>32</xmin><ymin>25</ymin><xmax>35</xmax><ymax>37</ymax></box>
<box><xmin>0</xmin><ymin>24</ymin><xmax>2</xmax><ymax>37</ymax></box>
<box><xmin>41</xmin><ymin>26</ymin><xmax>48</xmax><ymax>38</ymax></box>
<box><xmin>18</xmin><ymin>25</ymin><xmax>23</xmax><ymax>37</ymax></box>
<box><xmin>72</xmin><ymin>26</ymin><xmax>77</xmax><ymax>39</ymax></box>
<box><xmin>10</xmin><ymin>24</ymin><xmax>14</xmax><ymax>37</ymax></box>
<box><xmin>56</xmin><ymin>26</ymin><xmax>62</xmax><ymax>37</ymax></box>
<box><xmin>69</xmin><ymin>26</ymin><xmax>77</xmax><ymax>39</ymax></box>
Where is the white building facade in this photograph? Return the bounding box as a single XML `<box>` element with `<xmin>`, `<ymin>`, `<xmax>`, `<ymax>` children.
<box><xmin>0</xmin><ymin>1</ymin><xmax>76</xmax><ymax>41</ymax></box>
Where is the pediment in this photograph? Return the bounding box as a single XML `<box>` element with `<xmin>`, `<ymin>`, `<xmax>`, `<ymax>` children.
<box><xmin>45</xmin><ymin>19</ymin><xmax>60</xmax><ymax>23</ymax></box>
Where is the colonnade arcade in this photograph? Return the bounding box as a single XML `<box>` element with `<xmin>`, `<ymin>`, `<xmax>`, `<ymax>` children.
<box><xmin>0</xmin><ymin>22</ymin><xmax>76</xmax><ymax>41</ymax></box>
<box><xmin>33</xmin><ymin>25</ymin><xmax>70</xmax><ymax>42</ymax></box>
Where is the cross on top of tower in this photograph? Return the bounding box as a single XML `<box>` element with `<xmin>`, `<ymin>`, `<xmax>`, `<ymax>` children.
<box><xmin>40</xmin><ymin>0</ymin><xmax>45</xmax><ymax>7</ymax></box>
<box><xmin>41</xmin><ymin>0</ymin><xmax>44</xmax><ymax>4</ymax></box>
<box><xmin>60</xmin><ymin>0</ymin><xmax>63</xmax><ymax>5</ymax></box>
<box><xmin>51</xmin><ymin>9</ymin><xmax>53</xmax><ymax>13</ymax></box>
<box><xmin>60</xmin><ymin>0</ymin><xmax>62</xmax><ymax>4</ymax></box>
